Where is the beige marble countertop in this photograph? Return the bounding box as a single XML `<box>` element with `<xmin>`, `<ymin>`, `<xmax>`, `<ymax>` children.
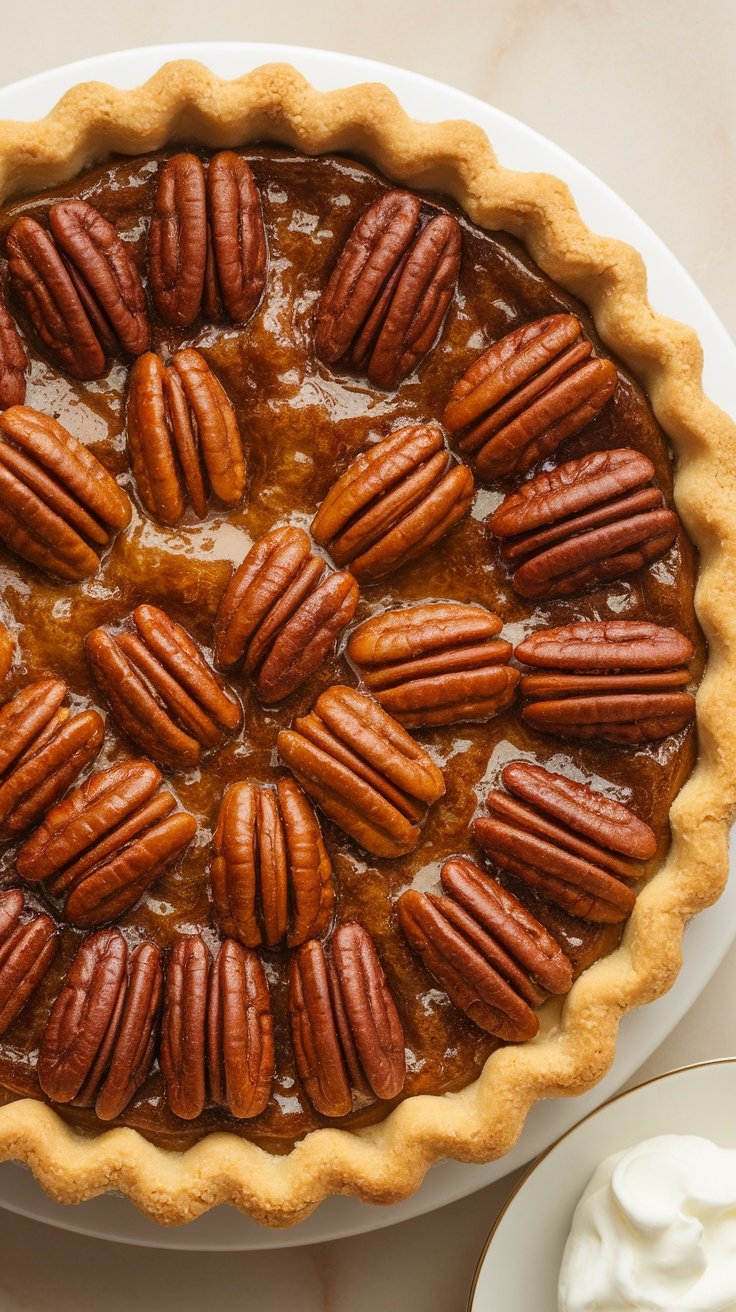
<box><xmin>0</xmin><ymin>3</ymin><xmax>734</xmax><ymax>1308</ymax></box>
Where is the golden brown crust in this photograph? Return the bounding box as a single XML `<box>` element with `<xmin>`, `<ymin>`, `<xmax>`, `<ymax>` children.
<box><xmin>0</xmin><ymin>59</ymin><xmax>734</xmax><ymax>1227</ymax></box>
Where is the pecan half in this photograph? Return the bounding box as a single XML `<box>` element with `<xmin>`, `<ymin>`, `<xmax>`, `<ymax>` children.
<box><xmin>38</xmin><ymin>927</ymin><xmax>162</xmax><ymax>1118</ymax></box>
<box><xmin>0</xmin><ymin>678</ymin><xmax>104</xmax><ymax>838</ymax></box>
<box><xmin>160</xmin><ymin>934</ymin><xmax>211</xmax><ymax>1120</ymax></box>
<box><xmin>488</xmin><ymin>448</ymin><xmax>679</xmax><ymax>597</ymax></box>
<box><xmin>214</xmin><ymin>524</ymin><xmax>359</xmax><ymax>701</ymax></box>
<box><xmin>311</xmin><ymin>425</ymin><xmax>474</xmax><ymax>581</ymax></box>
<box><xmin>0</xmin><ymin>888</ymin><xmax>57</xmax><ymax>1036</ymax></box>
<box><xmin>86</xmin><ymin>604</ymin><xmax>241</xmax><ymax>769</ymax></box>
<box><xmin>126</xmin><ymin>347</ymin><xmax>246</xmax><ymax>524</ymax></box>
<box><xmin>443</xmin><ymin>314</ymin><xmax>618</xmax><ymax>480</ymax></box>
<box><xmin>347</xmin><ymin>601</ymin><xmax>519</xmax><ymax>727</ymax></box>
<box><xmin>398</xmin><ymin>856</ymin><xmax>572</xmax><ymax>1039</ymax></box>
<box><xmin>148</xmin><ymin>151</ymin><xmax>267</xmax><ymax>328</ymax></box>
<box><xmin>315</xmin><ymin>189</ymin><xmax>461</xmax><ymax>388</ymax></box>
<box><xmin>289</xmin><ymin>923</ymin><xmax>405</xmax><ymax>1117</ymax></box>
<box><xmin>211</xmin><ymin>777</ymin><xmax>334</xmax><ymax>949</ymax></box>
<box><xmin>473</xmin><ymin>760</ymin><xmax>656</xmax><ymax>922</ymax></box>
<box><xmin>516</xmin><ymin>620</ymin><xmax>696</xmax><ymax>743</ymax></box>
<box><xmin>7</xmin><ymin>200</ymin><xmax>149</xmax><ymax>378</ymax></box>
<box><xmin>0</xmin><ymin>404</ymin><xmax>132</xmax><ymax>581</ymax></box>
<box><xmin>0</xmin><ymin>299</ymin><xmax>27</xmax><ymax>408</ymax></box>
<box><xmin>0</xmin><ymin>624</ymin><xmax>12</xmax><ymax>684</ymax></box>
<box><xmin>278</xmin><ymin>684</ymin><xmax>445</xmax><ymax>858</ymax></box>
<box><xmin>207</xmin><ymin>938</ymin><xmax>274</xmax><ymax>1118</ymax></box>
<box><xmin>16</xmin><ymin>759</ymin><xmax>196</xmax><ymax>926</ymax></box>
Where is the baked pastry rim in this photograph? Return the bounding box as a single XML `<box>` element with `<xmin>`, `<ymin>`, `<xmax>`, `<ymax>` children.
<box><xmin>0</xmin><ymin>58</ymin><xmax>734</xmax><ymax>1227</ymax></box>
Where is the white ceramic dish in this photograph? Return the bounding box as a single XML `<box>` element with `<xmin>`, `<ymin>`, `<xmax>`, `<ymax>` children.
<box><xmin>468</xmin><ymin>1059</ymin><xmax>736</xmax><ymax>1312</ymax></box>
<box><xmin>0</xmin><ymin>41</ymin><xmax>734</xmax><ymax>1252</ymax></box>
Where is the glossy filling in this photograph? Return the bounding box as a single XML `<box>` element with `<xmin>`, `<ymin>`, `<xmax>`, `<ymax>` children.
<box><xmin>0</xmin><ymin>147</ymin><xmax>701</xmax><ymax>1149</ymax></box>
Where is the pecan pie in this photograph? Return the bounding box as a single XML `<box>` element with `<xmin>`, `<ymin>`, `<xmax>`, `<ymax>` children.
<box><xmin>0</xmin><ymin>63</ymin><xmax>733</xmax><ymax>1228</ymax></box>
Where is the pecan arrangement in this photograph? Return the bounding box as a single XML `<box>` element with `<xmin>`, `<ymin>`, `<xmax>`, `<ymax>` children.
<box><xmin>148</xmin><ymin>151</ymin><xmax>267</xmax><ymax>327</ymax></box>
<box><xmin>315</xmin><ymin>188</ymin><xmax>461</xmax><ymax>388</ymax></box>
<box><xmin>6</xmin><ymin>200</ymin><xmax>150</xmax><ymax>378</ymax></box>
<box><xmin>214</xmin><ymin>525</ymin><xmax>358</xmax><ymax>702</ymax></box>
<box><xmin>516</xmin><ymin>621</ymin><xmax>696</xmax><ymax>743</ymax></box>
<box><xmin>311</xmin><ymin>424</ymin><xmax>474</xmax><ymax>581</ymax></box>
<box><xmin>347</xmin><ymin>602</ymin><xmax>518</xmax><ymax>727</ymax></box>
<box><xmin>399</xmin><ymin>857</ymin><xmax>573</xmax><ymax>1040</ymax></box>
<box><xmin>488</xmin><ymin>448</ymin><xmax>680</xmax><ymax>598</ymax></box>
<box><xmin>126</xmin><ymin>348</ymin><xmax>246</xmax><ymax>523</ymax></box>
<box><xmin>289</xmin><ymin>922</ymin><xmax>405</xmax><ymax>1117</ymax></box>
<box><xmin>86</xmin><ymin>604</ymin><xmax>242</xmax><ymax>769</ymax></box>
<box><xmin>443</xmin><ymin>314</ymin><xmax>617</xmax><ymax>479</ymax></box>
<box><xmin>0</xmin><ymin>405</ymin><xmax>132</xmax><ymax>580</ymax></box>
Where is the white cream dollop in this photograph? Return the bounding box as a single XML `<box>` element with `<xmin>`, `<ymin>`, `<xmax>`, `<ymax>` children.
<box><xmin>558</xmin><ymin>1135</ymin><xmax>736</xmax><ymax>1311</ymax></box>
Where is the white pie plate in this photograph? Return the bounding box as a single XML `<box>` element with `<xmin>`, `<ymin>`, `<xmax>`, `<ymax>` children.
<box><xmin>0</xmin><ymin>41</ymin><xmax>734</xmax><ymax>1251</ymax></box>
<box><xmin>468</xmin><ymin>1059</ymin><xmax>736</xmax><ymax>1311</ymax></box>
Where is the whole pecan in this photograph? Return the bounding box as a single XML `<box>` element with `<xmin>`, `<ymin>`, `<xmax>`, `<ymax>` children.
<box><xmin>516</xmin><ymin>620</ymin><xmax>696</xmax><ymax>743</ymax></box>
<box><xmin>0</xmin><ymin>888</ymin><xmax>57</xmax><ymax>1036</ymax></box>
<box><xmin>0</xmin><ymin>299</ymin><xmax>27</xmax><ymax>408</ymax></box>
<box><xmin>38</xmin><ymin>927</ymin><xmax>162</xmax><ymax>1119</ymax></box>
<box><xmin>487</xmin><ymin>447</ymin><xmax>679</xmax><ymax>597</ymax></box>
<box><xmin>6</xmin><ymin>200</ymin><xmax>149</xmax><ymax>378</ymax></box>
<box><xmin>214</xmin><ymin>524</ymin><xmax>359</xmax><ymax>702</ymax></box>
<box><xmin>86</xmin><ymin>604</ymin><xmax>242</xmax><ymax>769</ymax></box>
<box><xmin>126</xmin><ymin>347</ymin><xmax>246</xmax><ymax>523</ymax></box>
<box><xmin>149</xmin><ymin>150</ymin><xmax>267</xmax><ymax>328</ymax></box>
<box><xmin>289</xmin><ymin>922</ymin><xmax>405</xmax><ymax>1117</ymax></box>
<box><xmin>347</xmin><ymin>601</ymin><xmax>519</xmax><ymax>727</ymax></box>
<box><xmin>399</xmin><ymin>856</ymin><xmax>572</xmax><ymax>1039</ymax></box>
<box><xmin>207</xmin><ymin>938</ymin><xmax>274</xmax><ymax>1118</ymax></box>
<box><xmin>0</xmin><ymin>404</ymin><xmax>132</xmax><ymax>581</ymax></box>
<box><xmin>0</xmin><ymin>625</ymin><xmax>12</xmax><ymax>683</ymax></box>
<box><xmin>160</xmin><ymin>934</ymin><xmax>211</xmax><ymax>1120</ymax></box>
<box><xmin>211</xmin><ymin>777</ymin><xmax>334</xmax><ymax>949</ymax></box>
<box><xmin>311</xmin><ymin>425</ymin><xmax>474</xmax><ymax>581</ymax></box>
<box><xmin>315</xmin><ymin>189</ymin><xmax>461</xmax><ymax>388</ymax></box>
<box><xmin>443</xmin><ymin>314</ymin><xmax>618</xmax><ymax>480</ymax></box>
<box><xmin>473</xmin><ymin>760</ymin><xmax>657</xmax><ymax>922</ymax></box>
<box><xmin>0</xmin><ymin>677</ymin><xmax>104</xmax><ymax>838</ymax></box>
<box><xmin>16</xmin><ymin>759</ymin><xmax>197</xmax><ymax>926</ymax></box>
<box><xmin>278</xmin><ymin>684</ymin><xmax>445</xmax><ymax>858</ymax></box>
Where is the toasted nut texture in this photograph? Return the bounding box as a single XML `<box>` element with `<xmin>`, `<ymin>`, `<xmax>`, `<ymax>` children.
<box><xmin>207</xmin><ymin>939</ymin><xmax>274</xmax><ymax>1118</ymax></box>
<box><xmin>0</xmin><ymin>888</ymin><xmax>57</xmax><ymax>1036</ymax></box>
<box><xmin>516</xmin><ymin>620</ymin><xmax>696</xmax><ymax>743</ymax></box>
<box><xmin>0</xmin><ymin>678</ymin><xmax>104</xmax><ymax>838</ymax></box>
<box><xmin>160</xmin><ymin>934</ymin><xmax>211</xmax><ymax>1121</ymax></box>
<box><xmin>0</xmin><ymin>300</ymin><xmax>27</xmax><ymax>408</ymax></box>
<box><xmin>7</xmin><ymin>200</ymin><xmax>149</xmax><ymax>378</ymax></box>
<box><xmin>0</xmin><ymin>625</ymin><xmax>12</xmax><ymax>684</ymax></box>
<box><xmin>0</xmin><ymin>405</ymin><xmax>132</xmax><ymax>581</ymax></box>
<box><xmin>488</xmin><ymin>448</ymin><xmax>679</xmax><ymax>598</ymax></box>
<box><xmin>278</xmin><ymin>684</ymin><xmax>445</xmax><ymax>857</ymax></box>
<box><xmin>311</xmin><ymin>425</ymin><xmax>474</xmax><ymax>581</ymax></box>
<box><xmin>443</xmin><ymin>314</ymin><xmax>617</xmax><ymax>480</ymax></box>
<box><xmin>212</xmin><ymin>778</ymin><xmax>334</xmax><ymax>949</ymax></box>
<box><xmin>16</xmin><ymin>759</ymin><xmax>196</xmax><ymax>926</ymax></box>
<box><xmin>214</xmin><ymin>524</ymin><xmax>359</xmax><ymax>702</ymax></box>
<box><xmin>148</xmin><ymin>150</ymin><xmax>267</xmax><ymax>328</ymax></box>
<box><xmin>38</xmin><ymin>928</ymin><xmax>161</xmax><ymax>1118</ymax></box>
<box><xmin>348</xmin><ymin>601</ymin><xmax>519</xmax><ymax>727</ymax></box>
<box><xmin>473</xmin><ymin>760</ymin><xmax>656</xmax><ymax>922</ymax></box>
<box><xmin>289</xmin><ymin>923</ymin><xmax>405</xmax><ymax>1117</ymax></box>
<box><xmin>86</xmin><ymin>604</ymin><xmax>241</xmax><ymax>769</ymax></box>
<box><xmin>126</xmin><ymin>347</ymin><xmax>246</xmax><ymax>524</ymax></box>
<box><xmin>398</xmin><ymin>862</ymin><xmax>567</xmax><ymax>1041</ymax></box>
<box><xmin>316</xmin><ymin>188</ymin><xmax>461</xmax><ymax>388</ymax></box>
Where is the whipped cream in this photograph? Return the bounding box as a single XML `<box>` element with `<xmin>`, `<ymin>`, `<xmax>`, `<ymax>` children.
<box><xmin>558</xmin><ymin>1135</ymin><xmax>736</xmax><ymax>1311</ymax></box>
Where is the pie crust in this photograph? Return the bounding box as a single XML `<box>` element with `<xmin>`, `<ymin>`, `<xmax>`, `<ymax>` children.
<box><xmin>0</xmin><ymin>60</ymin><xmax>734</xmax><ymax>1227</ymax></box>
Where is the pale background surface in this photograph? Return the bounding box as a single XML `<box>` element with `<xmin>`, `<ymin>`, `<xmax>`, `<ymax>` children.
<box><xmin>0</xmin><ymin>3</ymin><xmax>734</xmax><ymax>1308</ymax></box>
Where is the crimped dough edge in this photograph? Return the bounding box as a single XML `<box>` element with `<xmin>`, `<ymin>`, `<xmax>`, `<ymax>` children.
<box><xmin>0</xmin><ymin>60</ymin><xmax>733</xmax><ymax>1227</ymax></box>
